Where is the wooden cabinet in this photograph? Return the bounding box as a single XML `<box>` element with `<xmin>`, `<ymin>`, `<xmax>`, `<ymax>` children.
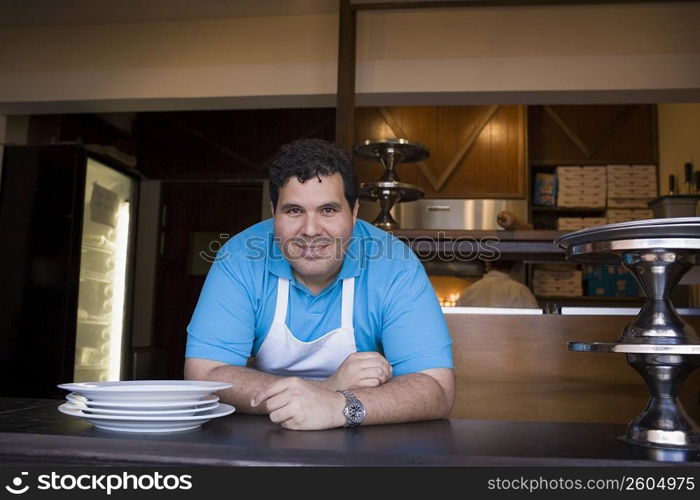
<box><xmin>354</xmin><ymin>105</ymin><xmax>527</xmax><ymax>198</ymax></box>
<box><xmin>528</xmin><ymin>104</ymin><xmax>659</xmax><ymax>230</ymax></box>
<box><xmin>528</xmin><ymin>104</ymin><xmax>658</xmax><ymax>165</ymax></box>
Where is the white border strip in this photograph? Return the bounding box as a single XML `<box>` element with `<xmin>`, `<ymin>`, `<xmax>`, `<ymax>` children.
<box><xmin>561</xmin><ymin>307</ymin><xmax>700</xmax><ymax>316</ymax></box>
<box><xmin>442</xmin><ymin>306</ymin><xmax>543</xmax><ymax>315</ymax></box>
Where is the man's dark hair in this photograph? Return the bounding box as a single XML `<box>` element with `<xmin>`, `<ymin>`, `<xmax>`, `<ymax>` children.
<box><xmin>269</xmin><ymin>138</ymin><xmax>358</xmax><ymax>211</ymax></box>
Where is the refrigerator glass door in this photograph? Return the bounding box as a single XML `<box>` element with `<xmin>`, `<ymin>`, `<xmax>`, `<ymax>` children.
<box><xmin>74</xmin><ymin>159</ymin><xmax>134</xmax><ymax>382</ymax></box>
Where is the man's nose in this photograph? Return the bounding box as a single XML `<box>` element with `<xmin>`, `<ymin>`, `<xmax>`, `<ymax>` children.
<box><xmin>301</xmin><ymin>214</ymin><xmax>321</xmax><ymax>237</ymax></box>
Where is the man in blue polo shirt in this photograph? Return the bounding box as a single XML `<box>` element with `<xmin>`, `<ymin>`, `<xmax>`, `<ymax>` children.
<box><xmin>185</xmin><ymin>138</ymin><xmax>454</xmax><ymax>430</ymax></box>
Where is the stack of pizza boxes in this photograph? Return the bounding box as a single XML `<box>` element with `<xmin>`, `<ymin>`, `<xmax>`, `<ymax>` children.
<box><xmin>606</xmin><ymin>165</ymin><xmax>657</xmax><ymax>223</ymax></box>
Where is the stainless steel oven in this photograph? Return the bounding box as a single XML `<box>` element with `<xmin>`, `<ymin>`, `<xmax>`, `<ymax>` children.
<box><xmin>395</xmin><ymin>198</ymin><xmax>529</xmax><ymax>230</ymax></box>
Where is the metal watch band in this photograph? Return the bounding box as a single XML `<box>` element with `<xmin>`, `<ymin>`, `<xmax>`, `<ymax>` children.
<box><xmin>337</xmin><ymin>389</ymin><xmax>365</xmax><ymax>428</ymax></box>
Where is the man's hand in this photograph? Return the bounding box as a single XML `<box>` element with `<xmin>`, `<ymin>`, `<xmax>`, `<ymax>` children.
<box><xmin>321</xmin><ymin>352</ymin><xmax>392</xmax><ymax>391</ymax></box>
<box><xmin>250</xmin><ymin>377</ymin><xmax>346</xmax><ymax>430</ymax></box>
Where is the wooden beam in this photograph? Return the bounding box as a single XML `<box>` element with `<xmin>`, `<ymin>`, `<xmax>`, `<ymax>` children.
<box><xmin>336</xmin><ymin>0</ymin><xmax>357</xmax><ymax>153</ymax></box>
<box><xmin>350</xmin><ymin>0</ymin><xmax>695</xmax><ymax>10</ymax></box>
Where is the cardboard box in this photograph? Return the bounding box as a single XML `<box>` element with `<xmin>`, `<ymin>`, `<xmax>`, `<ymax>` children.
<box><xmin>606</xmin><ymin>165</ymin><xmax>657</xmax><ymax>199</ymax></box>
<box><xmin>607</xmin><ymin>183</ymin><xmax>658</xmax><ymax>198</ymax></box>
<box><xmin>607</xmin><ymin>197</ymin><xmax>654</xmax><ymax>208</ymax></box>
<box><xmin>556</xmin><ymin>217</ymin><xmax>608</xmax><ymax>231</ymax></box>
<box><xmin>607</xmin><ymin>172</ymin><xmax>656</xmax><ymax>183</ymax></box>
<box><xmin>533</xmin><ymin>283</ymin><xmax>583</xmax><ymax>297</ymax></box>
<box><xmin>557</xmin><ymin>167</ymin><xmax>606</xmax><ymax>181</ymax></box>
<box><xmin>557</xmin><ymin>194</ymin><xmax>607</xmax><ymax>208</ymax></box>
<box><xmin>586</xmin><ymin>280</ymin><xmax>617</xmax><ymax>297</ymax></box>
<box><xmin>608</xmin><ymin>178</ymin><xmax>657</xmax><ymax>189</ymax></box>
<box><xmin>606</xmin><ymin>164</ymin><xmax>656</xmax><ymax>175</ymax></box>
<box><xmin>533</xmin><ymin>270</ymin><xmax>583</xmax><ymax>297</ymax></box>
<box><xmin>559</xmin><ymin>178</ymin><xmax>607</xmax><ymax>189</ymax></box>
<box><xmin>583</xmin><ymin>264</ymin><xmax>641</xmax><ymax>297</ymax></box>
<box><xmin>557</xmin><ymin>166</ymin><xmax>607</xmax><ymax>177</ymax></box>
<box><xmin>533</xmin><ymin>270</ymin><xmax>582</xmax><ymax>284</ymax></box>
<box><xmin>559</xmin><ymin>186</ymin><xmax>607</xmax><ymax>198</ymax></box>
<box><xmin>607</xmin><ymin>209</ymin><xmax>653</xmax><ymax>220</ymax></box>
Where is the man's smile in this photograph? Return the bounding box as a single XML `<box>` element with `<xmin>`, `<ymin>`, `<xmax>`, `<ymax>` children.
<box><xmin>293</xmin><ymin>241</ymin><xmax>332</xmax><ymax>259</ymax></box>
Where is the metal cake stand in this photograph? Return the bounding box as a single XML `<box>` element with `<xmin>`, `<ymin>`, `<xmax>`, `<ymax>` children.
<box><xmin>557</xmin><ymin>217</ymin><xmax>700</xmax><ymax>450</ymax></box>
<box><xmin>354</xmin><ymin>139</ymin><xmax>428</xmax><ymax>230</ymax></box>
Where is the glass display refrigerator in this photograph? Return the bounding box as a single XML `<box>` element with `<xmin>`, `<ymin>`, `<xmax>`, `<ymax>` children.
<box><xmin>0</xmin><ymin>145</ymin><xmax>138</xmax><ymax>398</ymax></box>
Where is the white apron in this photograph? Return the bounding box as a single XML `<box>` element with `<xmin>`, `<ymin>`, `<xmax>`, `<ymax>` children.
<box><xmin>253</xmin><ymin>277</ymin><xmax>356</xmax><ymax>380</ymax></box>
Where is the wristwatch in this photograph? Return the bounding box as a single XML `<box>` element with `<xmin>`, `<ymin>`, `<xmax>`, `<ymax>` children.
<box><xmin>337</xmin><ymin>390</ymin><xmax>366</xmax><ymax>428</ymax></box>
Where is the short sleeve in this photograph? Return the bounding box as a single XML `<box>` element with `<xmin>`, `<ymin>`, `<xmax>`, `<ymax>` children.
<box><xmin>185</xmin><ymin>248</ymin><xmax>256</xmax><ymax>366</ymax></box>
<box><xmin>380</xmin><ymin>257</ymin><xmax>454</xmax><ymax>376</ymax></box>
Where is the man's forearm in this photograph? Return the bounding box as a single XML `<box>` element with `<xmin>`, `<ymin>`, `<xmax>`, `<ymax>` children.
<box><xmin>187</xmin><ymin>357</ymin><xmax>454</xmax><ymax>427</ymax></box>
<box><xmin>186</xmin><ymin>362</ymin><xmax>332</xmax><ymax>415</ymax></box>
<box><xmin>190</xmin><ymin>363</ymin><xmax>282</xmax><ymax>415</ymax></box>
<box><xmin>352</xmin><ymin>371</ymin><xmax>453</xmax><ymax>425</ymax></box>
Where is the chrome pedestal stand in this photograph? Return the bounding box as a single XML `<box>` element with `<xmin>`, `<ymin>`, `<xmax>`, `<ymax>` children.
<box><xmin>354</xmin><ymin>138</ymin><xmax>427</xmax><ymax>230</ymax></box>
<box><xmin>557</xmin><ymin>218</ymin><xmax>700</xmax><ymax>450</ymax></box>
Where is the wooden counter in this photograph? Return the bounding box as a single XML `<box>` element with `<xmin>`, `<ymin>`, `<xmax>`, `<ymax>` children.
<box><xmin>446</xmin><ymin>314</ymin><xmax>700</xmax><ymax>424</ymax></box>
<box><xmin>1</xmin><ymin>398</ymin><xmax>698</xmax><ymax>466</ymax></box>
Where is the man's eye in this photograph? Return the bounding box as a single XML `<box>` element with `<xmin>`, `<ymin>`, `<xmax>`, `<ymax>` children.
<box><xmin>321</xmin><ymin>207</ymin><xmax>336</xmax><ymax>214</ymax></box>
<box><xmin>287</xmin><ymin>207</ymin><xmax>301</xmax><ymax>215</ymax></box>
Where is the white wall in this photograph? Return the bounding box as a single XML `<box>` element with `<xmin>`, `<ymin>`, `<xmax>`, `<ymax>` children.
<box><xmin>0</xmin><ymin>3</ymin><xmax>699</xmax><ymax>113</ymax></box>
<box><xmin>355</xmin><ymin>3</ymin><xmax>700</xmax><ymax>104</ymax></box>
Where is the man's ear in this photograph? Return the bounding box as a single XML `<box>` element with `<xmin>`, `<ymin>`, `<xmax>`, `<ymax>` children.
<box><xmin>352</xmin><ymin>199</ymin><xmax>359</xmax><ymax>223</ymax></box>
<box><xmin>270</xmin><ymin>201</ymin><xmax>275</xmax><ymax>216</ymax></box>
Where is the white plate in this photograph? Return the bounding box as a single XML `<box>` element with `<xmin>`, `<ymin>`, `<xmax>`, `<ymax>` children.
<box><xmin>65</xmin><ymin>392</ymin><xmax>220</xmax><ymax>410</ymax></box>
<box><xmin>58</xmin><ymin>402</ymin><xmax>235</xmax><ymax>433</ymax></box>
<box><xmin>67</xmin><ymin>400</ymin><xmax>220</xmax><ymax>416</ymax></box>
<box><xmin>57</xmin><ymin>380</ymin><xmax>232</xmax><ymax>402</ymax></box>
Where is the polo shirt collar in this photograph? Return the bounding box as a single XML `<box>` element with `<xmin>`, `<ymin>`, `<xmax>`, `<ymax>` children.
<box><xmin>485</xmin><ymin>269</ymin><xmax>510</xmax><ymax>280</ymax></box>
<box><xmin>337</xmin><ymin>228</ymin><xmax>362</xmax><ymax>279</ymax></box>
<box><xmin>269</xmin><ymin>235</ymin><xmax>293</xmax><ymax>279</ymax></box>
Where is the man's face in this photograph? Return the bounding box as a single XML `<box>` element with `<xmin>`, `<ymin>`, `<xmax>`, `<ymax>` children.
<box><xmin>273</xmin><ymin>172</ymin><xmax>358</xmax><ymax>284</ymax></box>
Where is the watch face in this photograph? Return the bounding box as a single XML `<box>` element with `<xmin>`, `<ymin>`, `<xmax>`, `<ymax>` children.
<box><xmin>346</xmin><ymin>400</ymin><xmax>366</xmax><ymax>424</ymax></box>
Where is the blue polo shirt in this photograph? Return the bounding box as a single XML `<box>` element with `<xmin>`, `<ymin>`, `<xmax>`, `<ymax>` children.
<box><xmin>186</xmin><ymin>218</ymin><xmax>453</xmax><ymax>376</ymax></box>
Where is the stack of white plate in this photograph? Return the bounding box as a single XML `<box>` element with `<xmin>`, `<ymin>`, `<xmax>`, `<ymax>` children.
<box><xmin>57</xmin><ymin>380</ymin><xmax>235</xmax><ymax>433</ymax></box>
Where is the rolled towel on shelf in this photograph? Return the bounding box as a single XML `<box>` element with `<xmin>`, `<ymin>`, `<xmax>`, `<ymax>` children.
<box><xmin>497</xmin><ymin>210</ymin><xmax>533</xmax><ymax>230</ymax></box>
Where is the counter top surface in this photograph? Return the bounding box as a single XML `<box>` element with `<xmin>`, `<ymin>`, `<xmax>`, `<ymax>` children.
<box><xmin>390</xmin><ymin>229</ymin><xmax>566</xmax><ymax>260</ymax></box>
<box><xmin>0</xmin><ymin>398</ymin><xmax>698</xmax><ymax>466</ymax></box>
<box><xmin>392</xmin><ymin>229</ymin><xmax>567</xmax><ymax>241</ymax></box>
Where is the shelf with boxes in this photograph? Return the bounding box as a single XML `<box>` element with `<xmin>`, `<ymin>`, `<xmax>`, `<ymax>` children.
<box><xmin>529</xmin><ymin>262</ymin><xmax>643</xmax><ymax>304</ymax></box>
<box><xmin>531</xmin><ymin>164</ymin><xmax>658</xmax><ymax>230</ymax></box>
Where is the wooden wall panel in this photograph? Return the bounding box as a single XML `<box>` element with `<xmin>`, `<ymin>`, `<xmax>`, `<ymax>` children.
<box><xmin>136</xmin><ymin>108</ymin><xmax>336</xmax><ymax>180</ymax></box>
<box><xmin>447</xmin><ymin>314</ymin><xmax>700</xmax><ymax>424</ymax></box>
<box><xmin>528</xmin><ymin>104</ymin><xmax>657</xmax><ymax>165</ymax></box>
<box><xmin>354</xmin><ymin>105</ymin><xmax>526</xmax><ymax>198</ymax></box>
